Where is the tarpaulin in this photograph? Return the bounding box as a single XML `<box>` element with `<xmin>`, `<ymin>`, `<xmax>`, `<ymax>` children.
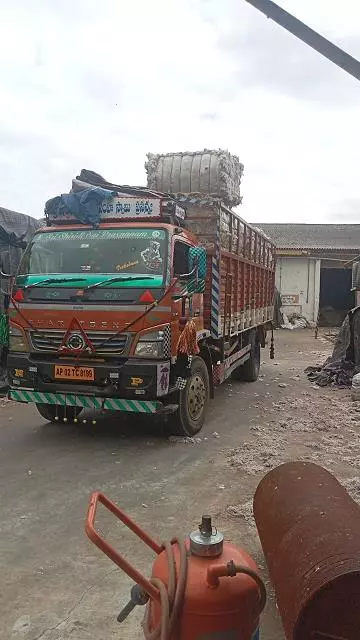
<box><xmin>45</xmin><ymin>187</ymin><xmax>115</xmax><ymax>226</ymax></box>
<box><xmin>0</xmin><ymin>207</ymin><xmax>41</xmax><ymax>309</ymax></box>
<box><xmin>74</xmin><ymin>168</ymin><xmax>163</xmax><ymax>198</ymax></box>
<box><xmin>0</xmin><ymin>207</ymin><xmax>41</xmax><ymax>390</ymax></box>
<box><xmin>306</xmin><ymin>307</ymin><xmax>360</xmax><ymax>387</ymax></box>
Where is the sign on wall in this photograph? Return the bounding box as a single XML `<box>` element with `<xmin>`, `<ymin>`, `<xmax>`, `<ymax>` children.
<box><xmin>281</xmin><ymin>294</ymin><xmax>300</xmax><ymax>305</ymax></box>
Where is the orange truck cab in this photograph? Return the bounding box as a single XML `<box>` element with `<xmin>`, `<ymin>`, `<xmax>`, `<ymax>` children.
<box><xmin>7</xmin><ymin>190</ymin><xmax>275</xmax><ymax>436</ymax></box>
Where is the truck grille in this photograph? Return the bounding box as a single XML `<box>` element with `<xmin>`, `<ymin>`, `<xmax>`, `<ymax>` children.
<box><xmin>29</xmin><ymin>330</ymin><xmax>129</xmax><ymax>355</ymax></box>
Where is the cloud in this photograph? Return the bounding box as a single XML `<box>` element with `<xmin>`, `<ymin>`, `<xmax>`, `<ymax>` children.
<box><xmin>202</xmin><ymin>0</ymin><xmax>360</xmax><ymax>103</ymax></box>
<box><xmin>0</xmin><ymin>0</ymin><xmax>359</xmax><ymax>225</ymax></box>
<box><xmin>221</xmin><ymin>29</ymin><xmax>359</xmax><ymax>104</ymax></box>
<box><xmin>326</xmin><ymin>198</ymin><xmax>360</xmax><ymax>223</ymax></box>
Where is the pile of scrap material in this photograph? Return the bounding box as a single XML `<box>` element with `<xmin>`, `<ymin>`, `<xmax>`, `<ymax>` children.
<box><xmin>306</xmin><ymin>307</ymin><xmax>360</xmax><ymax>387</ymax></box>
<box><xmin>281</xmin><ymin>312</ymin><xmax>310</xmax><ymax>330</ymax></box>
<box><xmin>0</xmin><ymin>207</ymin><xmax>41</xmax><ymax>390</ymax></box>
<box><xmin>145</xmin><ymin>149</ymin><xmax>243</xmax><ymax>209</ymax></box>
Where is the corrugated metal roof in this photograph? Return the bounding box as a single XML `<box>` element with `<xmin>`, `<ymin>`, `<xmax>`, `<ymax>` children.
<box><xmin>254</xmin><ymin>224</ymin><xmax>360</xmax><ymax>250</ymax></box>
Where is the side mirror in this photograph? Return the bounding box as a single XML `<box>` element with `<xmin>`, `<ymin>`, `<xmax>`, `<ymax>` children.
<box><xmin>188</xmin><ymin>247</ymin><xmax>207</xmax><ymax>294</ymax></box>
<box><xmin>189</xmin><ymin>247</ymin><xmax>207</xmax><ymax>279</ymax></box>
<box><xmin>0</xmin><ymin>268</ymin><xmax>12</xmax><ymax>278</ymax></box>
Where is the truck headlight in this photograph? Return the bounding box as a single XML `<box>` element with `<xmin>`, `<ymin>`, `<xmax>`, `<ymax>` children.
<box><xmin>9</xmin><ymin>325</ymin><xmax>29</xmax><ymax>353</ymax></box>
<box><xmin>134</xmin><ymin>330</ymin><xmax>164</xmax><ymax>358</ymax></box>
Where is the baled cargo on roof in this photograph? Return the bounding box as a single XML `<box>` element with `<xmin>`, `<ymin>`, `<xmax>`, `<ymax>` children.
<box><xmin>145</xmin><ymin>149</ymin><xmax>244</xmax><ymax>209</ymax></box>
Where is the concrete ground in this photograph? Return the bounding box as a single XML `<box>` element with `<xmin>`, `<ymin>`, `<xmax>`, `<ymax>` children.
<box><xmin>1</xmin><ymin>329</ymin><xmax>358</xmax><ymax>640</ymax></box>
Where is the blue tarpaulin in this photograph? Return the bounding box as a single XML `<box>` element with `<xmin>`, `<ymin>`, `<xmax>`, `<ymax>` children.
<box><xmin>45</xmin><ymin>187</ymin><xmax>115</xmax><ymax>226</ymax></box>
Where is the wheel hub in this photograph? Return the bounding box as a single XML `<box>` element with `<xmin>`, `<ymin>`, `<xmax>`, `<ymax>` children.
<box><xmin>187</xmin><ymin>374</ymin><xmax>206</xmax><ymax>421</ymax></box>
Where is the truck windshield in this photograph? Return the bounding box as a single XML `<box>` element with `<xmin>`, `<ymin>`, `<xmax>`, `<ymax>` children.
<box><xmin>19</xmin><ymin>228</ymin><xmax>167</xmax><ymax>285</ymax></box>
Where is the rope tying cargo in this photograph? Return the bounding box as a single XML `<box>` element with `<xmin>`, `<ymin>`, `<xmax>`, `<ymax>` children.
<box><xmin>10</xmin><ymin>296</ymin><xmax>36</xmax><ymax>330</ymax></box>
<box><xmin>91</xmin><ymin>277</ymin><xmax>179</xmax><ymax>351</ymax></box>
<box><xmin>9</xmin><ymin>278</ymin><xmax>180</xmax><ymax>356</ymax></box>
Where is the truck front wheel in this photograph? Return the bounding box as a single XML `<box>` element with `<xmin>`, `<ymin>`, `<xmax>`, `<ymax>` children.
<box><xmin>36</xmin><ymin>404</ymin><xmax>82</xmax><ymax>423</ymax></box>
<box><xmin>170</xmin><ymin>357</ymin><xmax>210</xmax><ymax>437</ymax></box>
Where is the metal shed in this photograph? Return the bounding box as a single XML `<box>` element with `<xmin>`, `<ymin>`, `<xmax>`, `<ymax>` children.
<box><xmin>255</xmin><ymin>224</ymin><xmax>360</xmax><ymax>326</ymax></box>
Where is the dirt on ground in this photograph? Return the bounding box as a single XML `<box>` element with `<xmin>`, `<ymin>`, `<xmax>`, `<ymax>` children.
<box><xmin>2</xmin><ymin>329</ymin><xmax>359</xmax><ymax>640</ymax></box>
<box><xmin>215</xmin><ymin>329</ymin><xmax>360</xmax><ymax>637</ymax></box>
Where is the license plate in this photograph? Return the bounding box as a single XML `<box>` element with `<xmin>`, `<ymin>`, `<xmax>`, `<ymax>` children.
<box><xmin>54</xmin><ymin>365</ymin><xmax>94</xmax><ymax>381</ymax></box>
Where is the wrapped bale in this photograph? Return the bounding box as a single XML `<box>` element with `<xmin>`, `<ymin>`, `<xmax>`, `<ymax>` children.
<box><xmin>145</xmin><ymin>149</ymin><xmax>243</xmax><ymax>209</ymax></box>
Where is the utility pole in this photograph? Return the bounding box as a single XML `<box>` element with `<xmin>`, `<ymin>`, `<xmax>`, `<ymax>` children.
<box><xmin>244</xmin><ymin>0</ymin><xmax>360</xmax><ymax>82</ymax></box>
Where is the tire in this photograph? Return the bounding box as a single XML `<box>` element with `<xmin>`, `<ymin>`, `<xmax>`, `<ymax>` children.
<box><xmin>232</xmin><ymin>340</ymin><xmax>261</xmax><ymax>382</ymax></box>
<box><xmin>170</xmin><ymin>357</ymin><xmax>210</xmax><ymax>437</ymax></box>
<box><xmin>36</xmin><ymin>403</ymin><xmax>82</xmax><ymax>423</ymax></box>
<box><xmin>242</xmin><ymin>340</ymin><xmax>261</xmax><ymax>382</ymax></box>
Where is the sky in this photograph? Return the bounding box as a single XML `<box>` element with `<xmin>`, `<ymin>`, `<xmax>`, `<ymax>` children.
<box><xmin>0</xmin><ymin>0</ymin><xmax>360</xmax><ymax>223</ymax></box>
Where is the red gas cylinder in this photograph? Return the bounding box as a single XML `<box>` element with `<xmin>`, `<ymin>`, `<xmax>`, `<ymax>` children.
<box><xmin>147</xmin><ymin>516</ymin><xmax>264</xmax><ymax>639</ymax></box>
<box><xmin>85</xmin><ymin>494</ymin><xmax>265</xmax><ymax>640</ymax></box>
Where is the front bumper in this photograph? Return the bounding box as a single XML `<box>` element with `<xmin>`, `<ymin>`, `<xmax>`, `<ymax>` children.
<box><xmin>7</xmin><ymin>352</ymin><xmax>177</xmax><ymax>414</ymax></box>
<box><xmin>8</xmin><ymin>388</ymin><xmax>170</xmax><ymax>414</ymax></box>
<box><xmin>7</xmin><ymin>352</ymin><xmax>172</xmax><ymax>399</ymax></box>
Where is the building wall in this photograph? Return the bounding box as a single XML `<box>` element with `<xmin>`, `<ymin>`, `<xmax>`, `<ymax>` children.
<box><xmin>275</xmin><ymin>256</ymin><xmax>321</xmax><ymax>323</ymax></box>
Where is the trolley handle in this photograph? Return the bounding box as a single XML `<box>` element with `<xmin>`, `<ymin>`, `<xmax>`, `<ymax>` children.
<box><xmin>85</xmin><ymin>491</ymin><xmax>162</xmax><ymax>602</ymax></box>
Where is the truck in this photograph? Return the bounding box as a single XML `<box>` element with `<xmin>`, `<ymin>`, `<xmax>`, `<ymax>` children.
<box><xmin>0</xmin><ymin>206</ymin><xmax>41</xmax><ymax>391</ymax></box>
<box><xmin>6</xmin><ymin>152</ymin><xmax>275</xmax><ymax>436</ymax></box>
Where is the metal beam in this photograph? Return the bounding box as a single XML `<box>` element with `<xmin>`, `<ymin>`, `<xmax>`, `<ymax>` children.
<box><xmin>244</xmin><ymin>0</ymin><xmax>360</xmax><ymax>82</ymax></box>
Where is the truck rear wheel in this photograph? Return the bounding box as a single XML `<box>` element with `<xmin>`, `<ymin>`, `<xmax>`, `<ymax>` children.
<box><xmin>232</xmin><ymin>340</ymin><xmax>261</xmax><ymax>382</ymax></box>
<box><xmin>36</xmin><ymin>404</ymin><xmax>82</xmax><ymax>423</ymax></box>
<box><xmin>170</xmin><ymin>357</ymin><xmax>210</xmax><ymax>437</ymax></box>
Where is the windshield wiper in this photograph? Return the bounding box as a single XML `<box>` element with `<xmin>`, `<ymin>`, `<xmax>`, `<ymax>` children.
<box><xmin>23</xmin><ymin>277</ymin><xmax>87</xmax><ymax>290</ymax></box>
<box><xmin>85</xmin><ymin>275</ymin><xmax>154</xmax><ymax>291</ymax></box>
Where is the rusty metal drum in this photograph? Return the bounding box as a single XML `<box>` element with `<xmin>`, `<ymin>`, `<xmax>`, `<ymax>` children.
<box><xmin>253</xmin><ymin>461</ymin><xmax>360</xmax><ymax>640</ymax></box>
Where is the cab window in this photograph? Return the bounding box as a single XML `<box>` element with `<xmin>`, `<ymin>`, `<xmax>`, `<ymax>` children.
<box><xmin>173</xmin><ymin>242</ymin><xmax>191</xmax><ymax>277</ymax></box>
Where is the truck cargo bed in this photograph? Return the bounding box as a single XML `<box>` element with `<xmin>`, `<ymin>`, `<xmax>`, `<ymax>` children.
<box><xmin>185</xmin><ymin>201</ymin><xmax>275</xmax><ymax>337</ymax></box>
